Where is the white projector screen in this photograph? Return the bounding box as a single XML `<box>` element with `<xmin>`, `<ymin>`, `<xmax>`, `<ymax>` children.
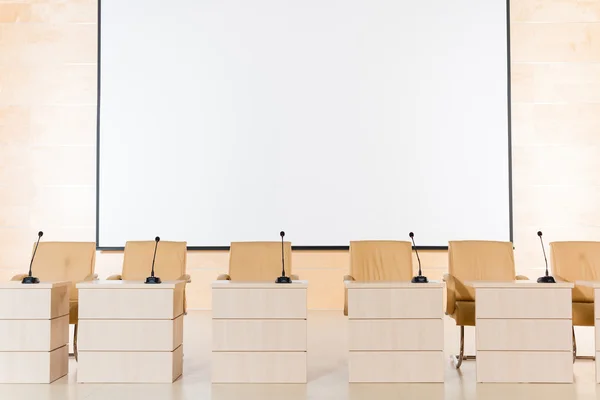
<box><xmin>97</xmin><ymin>0</ymin><xmax>511</xmax><ymax>249</ymax></box>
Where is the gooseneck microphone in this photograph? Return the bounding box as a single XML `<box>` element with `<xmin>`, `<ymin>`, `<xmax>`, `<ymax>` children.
<box><xmin>409</xmin><ymin>232</ymin><xmax>428</xmax><ymax>283</ymax></box>
<box><xmin>276</xmin><ymin>231</ymin><xmax>292</xmax><ymax>284</ymax></box>
<box><xmin>145</xmin><ymin>236</ymin><xmax>162</xmax><ymax>284</ymax></box>
<box><xmin>536</xmin><ymin>231</ymin><xmax>555</xmax><ymax>283</ymax></box>
<box><xmin>22</xmin><ymin>231</ymin><xmax>43</xmax><ymax>284</ymax></box>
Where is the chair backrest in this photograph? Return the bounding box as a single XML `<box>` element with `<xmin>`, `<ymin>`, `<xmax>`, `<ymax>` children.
<box><xmin>550</xmin><ymin>241</ymin><xmax>600</xmax><ymax>302</ymax></box>
<box><xmin>31</xmin><ymin>242</ymin><xmax>96</xmax><ymax>301</ymax></box>
<box><xmin>122</xmin><ymin>241</ymin><xmax>187</xmax><ymax>281</ymax></box>
<box><xmin>448</xmin><ymin>240</ymin><xmax>515</xmax><ymax>301</ymax></box>
<box><xmin>349</xmin><ymin>241</ymin><xmax>413</xmax><ymax>281</ymax></box>
<box><xmin>228</xmin><ymin>241</ymin><xmax>292</xmax><ymax>281</ymax></box>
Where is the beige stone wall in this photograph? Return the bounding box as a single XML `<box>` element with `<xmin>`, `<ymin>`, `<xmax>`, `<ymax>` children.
<box><xmin>0</xmin><ymin>0</ymin><xmax>97</xmax><ymax>278</ymax></box>
<box><xmin>510</xmin><ymin>0</ymin><xmax>600</xmax><ymax>272</ymax></box>
<box><xmin>1</xmin><ymin>0</ymin><xmax>598</xmax><ymax>309</ymax></box>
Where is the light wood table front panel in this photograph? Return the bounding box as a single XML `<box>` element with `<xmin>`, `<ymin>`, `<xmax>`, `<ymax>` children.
<box><xmin>476</xmin><ymin>287</ymin><xmax>572</xmax><ymax>319</ymax></box>
<box><xmin>477</xmin><ymin>351</ymin><xmax>573</xmax><ymax>383</ymax></box>
<box><xmin>212</xmin><ymin>319</ymin><xmax>306</xmax><ymax>351</ymax></box>
<box><xmin>471</xmin><ymin>281</ymin><xmax>574</xmax><ymax>383</ymax></box>
<box><xmin>0</xmin><ymin>345</ymin><xmax>68</xmax><ymax>384</ymax></box>
<box><xmin>78</xmin><ymin>345</ymin><xmax>183</xmax><ymax>384</ymax></box>
<box><xmin>576</xmin><ymin>282</ymin><xmax>600</xmax><ymax>383</ymax></box>
<box><xmin>78</xmin><ymin>316</ymin><xmax>183</xmax><ymax>352</ymax></box>
<box><xmin>348</xmin><ymin>351</ymin><xmax>444</xmax><ymax>383</ymax></box>
<box><xmin>212</xmin><ymin>352</ymin><xmax>306</xmax><ymax>383</ymax></box>
<box><xmin>348</xmin><ymin>286</ymin><xmax>443</xmax><ymax>319</ymax></box>
<box><xmin>346</xmin><ymin>282</ymin><xmax>444</xmax><ymax>383</ymax></box>
<box><xmin>0</xmin><ymin>282</ymin><xmax>69</xmax><ymax>320</ymax></box>
<box><xmin>349</xmin><ymin>319</ymin><xmax>443</xmax><ymax>351</ymax></box>
<box><xmin>211</xmin><ymin>281</ymin><xmax>308</xmax><ymax>383</ymax></box>
<box><xmin>212</xmin><ymin>283</ymin><xmax>307</xmax><ymax>319</ymax></box>
<box><xmin>76</xmin><ymin>281</ymin><xmax>185</xmax><ymax>383</ymax></box>
<box><xmin>78</xmin><ymin>281</ymin><xmax>184</xmax><ymax>320</ymax></box>
<box><xmin>0</xmin><ymin>281</ymin><xmax>70</xmax><ymax>383</ymax></box>
<box><xmin>0</xmin><ymin>315</ymin><xmax>69</xmax><ymax>352</ymax></box>
<box><xmin>597</xmin><ymin>287</ymin><xmax>600</xmax><ymax>384</ymax></box>
<box><xmin>476</xmin><ymin>319</ymin><xmax>572</xmax><ymax>351</ymax></box>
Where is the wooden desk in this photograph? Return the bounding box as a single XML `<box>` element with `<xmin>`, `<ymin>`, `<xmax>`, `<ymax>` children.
<box><xmin>469</xmin><ymin>281</ymin><xmax>574</xmax><ymax>383</ymax></box>
<box><xmin>211</xmin><ymin>280</ymin><xmax>308</xmax><ymax>383</ymax></box>
<box><xmin>345</xmin><ymin>281</ymin><xmax>444</xmax><ymax>383</ymax></box>
<box><xmin>0</xmin><ymin>281</ymin><xmax>70</xmax><ymax>383</ymax></box>
<box><xmin>76</xmin><ymin>280</ymin><xmax>185</xmax><ymax>383</ymax></box>
<box><xmin>575</xmin><ymin>281</ymin><xmax>600</xmax><ymax>383</ymax></box>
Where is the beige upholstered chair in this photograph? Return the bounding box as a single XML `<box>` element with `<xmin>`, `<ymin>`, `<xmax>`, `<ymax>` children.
<box><xmin>550</xmin><ymin>241</ymin><xmax>600</xmax><ymax>360</ymax></box>
<box><xmin>217</xmin><ymin>241</ymin><xmax>297</xmax><ymax>281</ymax></box>
<box><xmin>107</xmin><ymin>241</ymin><xmax>190</xmax><ymax>312</ymax></box>
<box><xmin>443</xmin><ymin>240</ymin><xmax>528</xmax><ymax>369</ymax></box>
<box><xmin>342</xmin><ymin>240</ymin><xmax>414</xmax><ymax>316</ymax></box>
<box><xmin>11</xmin><ymin>242</ymin><xmax>97</xmax><ymax>361</ymax></box>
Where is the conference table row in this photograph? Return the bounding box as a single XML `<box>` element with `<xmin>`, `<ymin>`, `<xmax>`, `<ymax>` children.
<box><xmin>0</xmin><ymin>279</ymin><xmax>598</xmax><ymax>384</ymax></box>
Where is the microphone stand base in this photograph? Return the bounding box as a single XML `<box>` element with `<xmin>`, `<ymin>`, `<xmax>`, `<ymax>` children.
<box><xmin>537</xmin><ymin>275</ymin><xmax>556</xmax><ymax>283</ymax></box>
<box><xmin>411</xmin><ymin>275</ymin><xmax>429</xmax><ymax>283</ymax></box>
<box><xmin>275</xmin><ymin>276</ymin><xmax>292</xmax><ymax>284</ymax></box>
<box><xmin>145</xmin><ymin>276</ymin><xmax>162</xmax><ymax>284</ymax></box>
<box><xmin>21</xmin><ymin>276</ymin><xmax>40</xmax><ymax>284</ymax></box>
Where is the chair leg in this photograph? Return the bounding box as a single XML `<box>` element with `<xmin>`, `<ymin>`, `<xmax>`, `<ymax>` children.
<box><xmin>453</xmin><ymin>326</ymin><xmax>465</xmax><ymax>369</ymax></box>
<box><xmin>74</xmin><ymin>323</ymin><xmax>78</xmax><ymax>362</ymax></box>
<box><xmin>573</xmin><ymin>327</ymin><xmax>576</xmax><ymax>364</ymax></box>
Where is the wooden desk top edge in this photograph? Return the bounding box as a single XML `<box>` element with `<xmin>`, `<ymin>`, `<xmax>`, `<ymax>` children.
<box><xmin>0</xmin><ymin>280</ymin><xmax>70</xmax><ymax>289</ymax></box>
<box><xmin>76</xmin><ymin>280</ymin><xmax>186</xmax><ymax>289</ymax></box>
<box><xmin>344</xmin><ymin>281</ymin><xmax>443</xmax><ymax>288</ymax></box>
<box><xmin>212</xmin><ymin>280</ymin><xmax>308</xmax><ymax>288</ymax></box>
<box><xmin>466</xmin><ymin>280</ymin><xmax>574</xmax><ymax>288</ymax></box>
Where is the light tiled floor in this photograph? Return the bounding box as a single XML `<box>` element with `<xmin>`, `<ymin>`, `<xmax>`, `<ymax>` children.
<box><xmin>1</xmin><ymin>311</ymin><xmax>599</xmax><ymax>400</ymax></box>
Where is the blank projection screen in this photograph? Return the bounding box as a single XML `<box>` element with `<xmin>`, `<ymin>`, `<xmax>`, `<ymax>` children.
<box><xmin>98</xmin><ymin>0</ymin><xmax>511</xmax><ymax>248</ymax></box>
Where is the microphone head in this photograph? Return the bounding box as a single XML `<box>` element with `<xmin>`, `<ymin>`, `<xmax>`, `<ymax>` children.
<box><xmin>537</xmin><ymin>231</ymin><xmax>543</xmax><ymax>237</ymax></box>
<box><xmin>155</xmin><ymin>236</ymin><xmax>160</xmax><ymax>242</ymax></box>
<box><xmin>280</xmin><ymin>231</ymin><xmax>285</xmax><ymax>238</ymax></box>
<box><xmin>409</xmin><ymin>232</ymin><xmax>414</xmax><ymax>238</ymax></box>
<box><xmin>38</xmin><ymin>231</ymin><xmax>43</xmax><ymax>237</ymax></box>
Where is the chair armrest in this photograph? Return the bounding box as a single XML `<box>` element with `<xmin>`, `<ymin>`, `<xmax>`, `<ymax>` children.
<box><xmin>343</xmin><ymin>275</ymin><xmax>355</xmax><ymax>282</ymax></box>
<box><xmin>10</xmin><ymin>274</ymin><xmax>28</xmax><ymax>282</ymax></box>
<box><xmin>290</xmin><ymin>274</ymin><xmax>299</xmax><ymax>281</ymax></box>
<box><xmin>83</xmin><ymin>273</ymin><xmax>98</xmax><ymax>281</ymax></box>
<box><xmin>178</xmin><ymin>274</ymin><xmax>192</xmax><ymax>283</ymax></box>
<box><xmin>443</xmin><ymin>273</ymin><xmax>457</xmax><ymax>316</ymax></box>
<box><xmin>217</xmin><ymin>274</ymin><xmax>231</xmax><ymax>281</ymax></box>
<box><xmin>106</xmin><ymin>274</ymin><xmax>122</xmax><ymax>280</ymax></box>
<box><xmin>515</xmin><ymin>275</ymin><xmax>529</xmax><ymax>281</ymax></box>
